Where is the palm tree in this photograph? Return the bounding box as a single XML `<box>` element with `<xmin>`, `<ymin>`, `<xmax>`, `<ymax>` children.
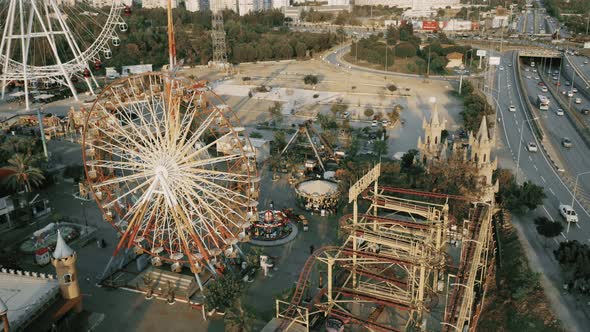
<box><xmin>224</xmin><ymin>299</ymin><xmax>257</xmax><ymax>332</ymax></box>
<box><xmin>2</xmin><ymin>153</ymin><xmax>45</xmax><ymax>193</ymax></box>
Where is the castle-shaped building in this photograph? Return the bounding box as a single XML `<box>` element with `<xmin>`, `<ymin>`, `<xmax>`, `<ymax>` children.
<box><xmin>417</xmin><ymin>108</ymin><xmax>498</xmax><ymax>202</ymax></box>
<box><xmin>51</xmin><ymin>230</ymin><xmax>83</xmax><ymax>312</ymax></box>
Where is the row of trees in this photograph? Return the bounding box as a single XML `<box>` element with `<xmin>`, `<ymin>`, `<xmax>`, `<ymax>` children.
<box><xmin>544</xmin><ymin>0</ymin><xmax>590</xmax><ymax>35</ymax></box>
<box><xmin>458</xmin><ymin>81</ymin><xmax>495</xmax><ymax>132</ymax></box>
<box><xmin>555</xmin><ymin>240</ymin><xmax>590</xmax><ymax>295</ymax></box>
<box><xmin>64</xmin><ymin>8</ymin><xmax>338</xmax><ymax>70</ymax></box>
<box><xmin>494</xmin><ymin>168</ymin><xmax>546</xmax><ymax>215</ymax></box>
<box><xmin>351</xmin><ymin>26</ymin><xmax>472</xmax><ymax>75</ymax></box>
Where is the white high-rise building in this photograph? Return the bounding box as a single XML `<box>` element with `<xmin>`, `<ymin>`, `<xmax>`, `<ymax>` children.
<box><xmin>271</xmin><ymin>0</ymin><xmax>288</xmax><ymax>10</ymax></box>
<box><xmin>84</xmin><ymin>0</ymin><xmax>133</xmax><ymax>7</ymax></box>
<box><xmin>142</xmin><ymin>0</ymin><xmax>178</xmax><ymax>9</ymax></box>
<box><xmin>238</xmin><ymin>0</ymin><xmax>263</xmax><ymax>15</ymax></box>
<box><xmin>186</xmin><ymin>0</ymin><xmax>206</xmax><ymax>11</ymax></box>
<box><xmin>211</xmin><ymin>0</ymin><xmax>238</xmax><ymax>12</ymax></box>
<box><xmin>353</xmin><ymin>0</ymin><xmax>459</xmax><ymax>8</ymax></box>
<box><xmin>328</xmin><ymin>0</ymin><xmax>349</xmax><ymax>6</ymax></box>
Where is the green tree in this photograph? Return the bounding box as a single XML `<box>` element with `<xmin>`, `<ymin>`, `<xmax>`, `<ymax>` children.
<box><xmin>535</xmin><ymin>216</ymin><xmax>564</xmax><ymax>247</ymax></box>
<box><xmin>1</xmin><ymin>154</ymin><xmax>45</xmax><ymax>193</ymax></box>
<box><xmin>303</xmin><ymin>75</ymin><xmax>318</xmax><ymax>85</ymax></box>
<box><xmin>373</xmin><ymin>139</ymin><xmax>388</xmax><ymax>157</ymax></box>
<box><xmin>273</xmin><ymin>130</ymin><xmax>287</xmax><ymax>154</ymax></box>
<box><xmin>295</xmin><ymin>42</ymin><xmax>307</xmax><ymax>58</ymax></box>
<box><xmin>203</xmin><ymin>273</ymin><xmax>245</xmax><ymax>312</ymax></box>
<box><xmin>224</xmin><ymin>299</ymin><xmax>257</xmax><ymax>332</ymax></box>
<box><xmin>268</xmin><ymin>102</ymin><xmax>283</xmax><ymax>125</ymax></box>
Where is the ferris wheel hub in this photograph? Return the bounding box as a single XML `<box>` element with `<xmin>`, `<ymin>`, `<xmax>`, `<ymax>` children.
<box><xmin>154</xmin><ymin>165</ymin><xmax>170</xmax><ymax>179</ymax></box>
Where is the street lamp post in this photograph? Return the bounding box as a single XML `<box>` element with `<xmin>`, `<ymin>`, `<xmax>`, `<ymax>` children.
<box><xmin>81</xmin><ymin>201</ymin><xmax>88</xmax><ymax>231</ymax></box>
<box><xmin>571</xmin><ymin>171</ymin><xmax>590</xmax><ymax>208</ymax></box>
<box><xmin>516</xmin><ymin>116</ymin><xmax>539</xmax><ymax>183</ymax></box>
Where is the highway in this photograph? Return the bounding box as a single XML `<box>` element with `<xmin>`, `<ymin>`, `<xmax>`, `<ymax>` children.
<box><xmin>495</xmin><ymin>50</ymin><xmax>590</xmax><ymax>331</ymax></box>
<box><xmin>518</xmin><ymin>60</ymin><xmax>590</xmax><ymax>212</ymax></box>
<box><xmin>496</xmin><ymin>52</ymin><xmax>589</xmax><ymax>241</ymax></box>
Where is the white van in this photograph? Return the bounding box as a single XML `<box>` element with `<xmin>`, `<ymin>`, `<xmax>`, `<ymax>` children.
<box><xmin>559</xmin><ymin>204</ymin><xmax>578</xmax><ymax>223</ymax></box>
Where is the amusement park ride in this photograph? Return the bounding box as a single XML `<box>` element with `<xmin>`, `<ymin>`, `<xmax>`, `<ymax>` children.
<box><xmin>0</xmin><ymin>0</ymin><xmax>130</xmax><ymax>110</ymax></box>
<box><xmin>79</xmin><ymin>0</ymin><xmax>259</xmax><ymax>291</ymax></box>
<box><xmin>271</xmin><ymin>164</ymin><xmax>496</xmax><ymax>332</ymax></box>
<box><xmin>280</xmin><ymin>120</ymin><xmax>336</xmax><ymax>173</ymax></box>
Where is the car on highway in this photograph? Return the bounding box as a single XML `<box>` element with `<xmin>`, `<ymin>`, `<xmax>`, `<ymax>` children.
<box><xmin>525</xmin><ymin>68</ymin><xmax>530</xmax><ymax>72</ymax></box>
<box><xmin>559</xmin><ymin>204</ymin><xmax>578</xmax><ymax>223</ymax></box>
<box><xmin>567</xmin><ymin>91</ymin><xmax>574</xmax><ymax>97</ymax></box>
<box><xmin>527</xmin><ymin>142</ymin><xmax>538</xmax><ymax>152</ymax></box>
<box><xmin>552</xmin><ymin>76</ymin><xmax>558</xmax><ymax>80</ymax></box>
<box><xmin>541</xmin><ymin>86</ymin><xmax>548</xmax><ymax>92</ymax></box>
<box><xmin>562</xmin><ymin>137</ymin><xmax>573</xmax><ymax>148</ymax></box>
<box><xmin>499</xmin><ymin>66</ymin><xmax>505</xmax><ymax>71</ymax></box>
<box><xmin>566</xmin><ymin>81</ymin><xmax>571</xmax><ymax>86</ymax></box>
<box><xmin>585</xmin><ymin>60</ymin><xmax>589</xmax><ymax>64</ymax></box>
<box><xmin>581</xmin><ymin>109</ymin><xmax>590</xmax><ymax>115</ymax></box>
<box><xmin>575</xmin><ymin>98</ymin><xmax>582</xmax><ymax>104</ymax></box>
<box><xmin>532</xmin><ymin>68</ymin><xmax>537</xmax><ymax>73</ymax></box>
<box><xmin>573</xmin><ymin>88</ymin><xmax>578</xmax><ymax>93</ymax></box>
<box><xmin>526</xmin><ymin>75</ymin><xmax>532</xmax><ymax>79</ymax></box>
<box><xmin>538</xmin><ymin>82</ymin><xmax>545</xmax><ymax>87</ymax></box>
<box><xmin>509</xmin><ymin>105</ymin><xmax>516</xmax><ymax>112</ymax></box>
<box><xmin>557</xmin><ymin>108</ymin><xmax>564</xmax><ymax>116</ymax></box>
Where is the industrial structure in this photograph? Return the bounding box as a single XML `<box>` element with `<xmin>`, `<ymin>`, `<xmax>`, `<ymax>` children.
<box><xmin>266</xmin><ymin>161</ymin><xmax>496</xmax><ymax>331</ymax></box>
<box><xmin>211</xmin><ymin>10</ymin><xmax>229</xmax><ymax>69</ymax></box>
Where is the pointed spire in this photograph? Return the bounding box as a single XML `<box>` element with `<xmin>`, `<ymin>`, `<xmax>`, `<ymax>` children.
<box><xmin>430</xmin><ymin>107</ymin><xmax>440</xmax><ymax>127</ymax></box>
<box><xmin>53</xmin><ymin>230</ymin><xmax>74</xmax><ymax>259</ymax></box>
<box><xmin>477</xmin><ymin>116</ymin><xmax>489</xmax><ymax>143</ymax></box>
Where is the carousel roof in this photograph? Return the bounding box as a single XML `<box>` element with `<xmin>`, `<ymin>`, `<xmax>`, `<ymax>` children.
<box><xmin>296</xmin><ymin>180</ymin><xmax>339</xmax><ymax>196</ymax></box>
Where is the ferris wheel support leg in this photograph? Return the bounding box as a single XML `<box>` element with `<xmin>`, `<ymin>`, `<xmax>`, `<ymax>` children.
<box><xmin>17</xmin><ymin>0</ymin><xmax>31</xmax><ymax>110</ymax></box>
<box><xmin>193</xmin><ymin>272</ymin><xmax>204</xmax><ymax>292</ymax></box>
<box><xmin>48</xmin><ymin>1</ymin><xmax>97</xmax><ymax>96</ymax></box>
<box><xmin>28</xmin><ymin>0</ymin><xmax>79</xmax><ymax>102</ymax></box>
<box><xmin>0</xmin><ymin>0</ymin><xmax>17</xmax><ymax>100</ymax></box>
<box><xmin>84</xmin><ymin>77</ymin><xmax>96</xmax><ymax>96</ymax></box>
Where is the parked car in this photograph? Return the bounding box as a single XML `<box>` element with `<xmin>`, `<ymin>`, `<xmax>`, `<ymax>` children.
<box><xmin>559</xmin><ymin>204</ymin><xmax>578</xmax><ymax>223</ymax></box>
<box><xmin>562</xmin><ymin>137</ymin><xmax>573</xmax><ymax>148</ymax></box>
<box><xmin>556</xmin><ymin>108</ymin><xmax>564</xmax><ymax>116</ymax></box>
<box><xmin>371</xmin><ymin>120</ymin><xmax>378</xmax><ymax>127</ymax></box>
<box><xmin>527</xmin><ymin>142</ymin><xmax>538</xmax><ymax>152</ymax></box>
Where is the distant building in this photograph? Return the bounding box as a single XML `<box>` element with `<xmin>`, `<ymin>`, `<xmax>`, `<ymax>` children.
<box><xmin>328</xmin><ymin>0</ymin><xmax>349</xmax><ymax>5</ymax></box>
<box><xmin>186</xmin><ymin>0</ymin><xmax>206</xmax><ymax>11</ymax></box>
<box><xmin>354</xmin><ymin>0</ymin><xmax>459</xmax><ymax>8</ymax></box>
<box><xmin>121</xmin><ymin>64</ymin><xmax>153</xmax><ymax>76</ymax></box>
<box><xmin>211</xmin><ymin>0</ymin><xmax>238</xmax><ymax>12</ymax></box>
<box><xmin>445</xmin><ymin>52</ymin><xmax>463</xmax><ymax>68</ymax></box>
<box><xmin>271</xmin><ymin>0</ymin><xmax>288</xmax><ymax>10</ymax></box>
<box><xmin>85</xmin><ymin>0</ymin><xmax>132</xmax><ymax>7</ymax></box>
<box><xmin>142</xmin><ymin>0</ymin><xmax>178</xmax><ymax>9</ymax></box>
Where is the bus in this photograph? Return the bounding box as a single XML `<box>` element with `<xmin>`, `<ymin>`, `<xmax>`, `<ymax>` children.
<box><xmin>538</xmin><ymin>95</ymin><xmax>550</xmax><ymax>110</ymax></box>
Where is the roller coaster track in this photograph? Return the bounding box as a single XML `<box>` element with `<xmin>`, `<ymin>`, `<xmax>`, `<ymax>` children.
<box><xmin>443</xmin><ymin>204</ymin><xmax>488</xmax><ymax>331</ymax></box>
<box><xmin>326</xmin><ymin>307</ymin><xmax>401</xmax><ymax>332</ymax></box>
<box><xmin>276</xmin><ymin>246</ymin><xmax>417</xmax><ymax>331</ymax></box>
<box><xmin>339</xmin><ymin>213</ymin><xmax>433</xmax><ymax>230</ymax></box>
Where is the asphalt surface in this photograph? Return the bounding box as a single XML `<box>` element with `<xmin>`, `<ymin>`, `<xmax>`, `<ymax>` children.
<box><xmin>498</xmin><ymin>51</ymin><xmax>590</xmax><ymax>241</ymax></box>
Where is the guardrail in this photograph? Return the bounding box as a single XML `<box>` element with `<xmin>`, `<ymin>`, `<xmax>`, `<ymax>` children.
<box><xmin>514</xmin><ymin>52</ymin><xmax>544</xmax><ymax>140</ymax></box>
<box><xmin>562</xmin><ymin>55</ymin><xmax>590</xmax><ymax>104</ymax></box>
<box><xmin>538</xmin><ymin>68</ymin><xmax>590</xmax><ymax>149</ymax></box>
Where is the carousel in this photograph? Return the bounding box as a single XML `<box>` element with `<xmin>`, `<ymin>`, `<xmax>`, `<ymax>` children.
<box><xmin>295</xmin><ymin>179</ymin><xmax>340</xmax><ymax>214</ymax></box>
<box><xmin>247</xmin><ymin>210</ymin><xmax>295</xmax><ymax>242</ymax></box>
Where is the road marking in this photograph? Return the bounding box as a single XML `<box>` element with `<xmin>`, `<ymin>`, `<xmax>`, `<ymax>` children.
<box><xmin>561</xmin><ymin>232</ymin><xmax>567</xmax><ymax>239</ymax></box>
<box><xmin>517</xmin><ymin>126</ymin><xmax>521</xmax><ymax>133</ymax></box>
<box><xmin>576</xmin><ymin>223</ymin><xmax>581</xmax><ymax>229</ymax></box>
<box><xmin>541</xmin><ymin>175</ymin><xmax>546</xmax><ymax>182</ymax></box>
<box><xmin>554</xmin><ymin>238</ymin><xmax>559</xmax><ymax>244</ymax></box>
<box><xmin>549</xmin><ymin>188</ymin><xmax>556</xmax><ymax>196</ymax></box>
<box><xmin>529</xmin><ymin>155</ymin><xmax>533</xmax><ymax>162</ymax></box>
<box><xmin>543</xmin><ymin>205</ymin><xmax>555</xmax><ymax>221</ymax></box>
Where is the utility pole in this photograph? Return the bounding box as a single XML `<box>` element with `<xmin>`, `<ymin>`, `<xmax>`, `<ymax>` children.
<box><xmin>426</xmin><ymin>46</ymin><xmax>431</xmax><ymax>79</ymax></box>
<box><xmin>36</xmin><ymin>108</ymin><xmax>48</xmax><ymax>160</ymax></box>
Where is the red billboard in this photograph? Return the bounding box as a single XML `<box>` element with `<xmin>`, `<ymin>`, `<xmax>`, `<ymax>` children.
<box><xmin>422</xmin><ymin>20</ymin><xmax>438</xmax><ymax>31</ymax></box>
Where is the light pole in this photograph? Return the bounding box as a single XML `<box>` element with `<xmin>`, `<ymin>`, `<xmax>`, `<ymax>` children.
<box><xmin>571</xmin><ymin>171</ymin><xmax>590</xmax><ymax>208</ymax></box>
<box><xmin>81</xmin><ymin>201</ymin><xmax>88</xmax><ymax>231</ymax></box>
<box><xmin>516</xmin><ymin>116</ymin><xmax>539</xmax><ymax>183</ymax></box>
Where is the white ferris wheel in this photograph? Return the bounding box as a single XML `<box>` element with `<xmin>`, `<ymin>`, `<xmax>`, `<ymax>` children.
<box><xmin>82</xmin><ymin>73</ymin><xmax>260</xmax><ymax>287</ymax></box>
<box><xmin>0</xmin><ymin>0</ymin><xmax>129</xmax><ymax>109</ymax></box>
